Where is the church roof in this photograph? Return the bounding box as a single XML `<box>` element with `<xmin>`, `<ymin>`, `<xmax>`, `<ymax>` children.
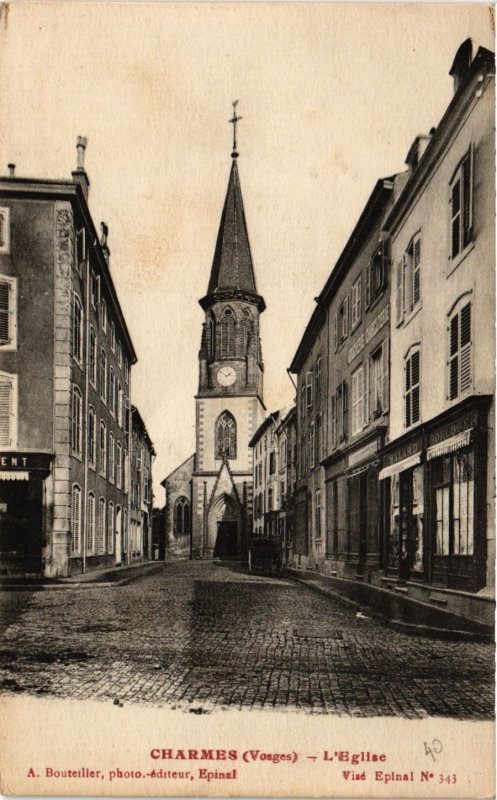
<box><xmin>207</xmin><ymin>158</ymin><xmax>258</xmax><ymax>295</ymax></box>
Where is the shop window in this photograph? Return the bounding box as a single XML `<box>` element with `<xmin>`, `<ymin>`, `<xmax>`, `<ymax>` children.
<box><xmin>0</xmin><ymin>207</ymin><xmax>10</xmax><ymax>254</ymax></box>
<box><xmin>351</xmin><ymin>275</ymin><xmax>362</xmax><ymax>330</ymax></box>
<box><xmin>70</xmin><ymin>484</ymin><xmax>82</xmax><ymax>555</ymax></box>
<box><xmin>174</xmin><ymin>496</ymin><xmax>190</xmax><ymax>535</ymax></box>
<box><xmin>87</xmin><ymin>491</ymin><xmax>95</xmax><ymax>554</ymax></box>
<box><xmin>404</xmin><ymin>348</ymin><xmax>420</xmax><ymax>428</ymax></box>
<box><xmin>71</xmin><ymin>385</ymin><xmax>82</xmax><ymax>456</ymax></box>
<box><xmin>450</xmin><ymin>146</ymin><xmax>473</xmax><ymax>260</ymax></box>
<box><xmin>88</xmin><ymin>405</ymin><xmax>96</xmax><ymax>468</ymax></box>
<box><xmin>97</xmin><ymin>498</ymin><xmax>106</xmax><ymax>555</ymax></box>
<box><xmin>0</xmin><ymin>372</ymin><xmax>16</xmax><ymax>448</ymax></box>
<box><xmin>72</xmin><ymin>294</ymin><xmax>83</xmax><ymax>364</ymax></box>
<box><xmin>215</xmin><ymin>411</ymin><xmax>236</xmax><ymax>459</ymax></box>
<box><xmin>434</xmin><ymin>450</ymin><xmax>474</xmax><ymax>556</ymax></box>
<box><xmin>108</xmin><ymin>502</ymin><xmax>114</xmax><ymax>554</ymax></box>
<box><xmin>388</xmin><ymin>466</ymin><xmax>424</xmax><ymax>573</ymax></box>
<box><xmin>315</xmin><ymin>489</ymin><xmax>321</xmax><ymax>539</ymax></box>
<box><xmin>448</xmin><ymin>299</ymin><xmax>472</xmax><ymax>400</ymax></box>
<box><xmin>0</xmin><ymin>276</ymin><xmax>17</xmax><ymax>350</ymax></box>
<box><xmin>351</xmin><ymin>364</ymin><xmax>366</xmax><ymax>435</ymax></box>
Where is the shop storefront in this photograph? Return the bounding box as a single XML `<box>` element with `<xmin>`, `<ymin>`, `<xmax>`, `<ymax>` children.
<box><xmin>0</xmin><ymin>452</ymin><xmax>52</xmax><ymax>575</ymax></box>
<box><xmin>380</xmin><ymin>397</ymin><xmax>491</xmax><ymax>593</ymax></box>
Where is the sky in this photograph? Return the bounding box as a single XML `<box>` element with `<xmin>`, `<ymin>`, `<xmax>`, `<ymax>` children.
<box><xmin>0</xmin><ymin>2</ymin><xmax>493</xmax><ymax>500</ymax></box>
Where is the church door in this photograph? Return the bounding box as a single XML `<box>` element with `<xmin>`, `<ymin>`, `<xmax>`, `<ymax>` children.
<box><xmin>214</xmin><ymin>521</ymin><xmax>238</xmax><ymax>558</ymax></box>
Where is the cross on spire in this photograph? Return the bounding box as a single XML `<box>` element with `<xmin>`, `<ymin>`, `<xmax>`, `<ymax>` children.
<box><xmin>229</xmin><ymin>100</ymin><xmax>242</xmax><ymax>158</ymax></box>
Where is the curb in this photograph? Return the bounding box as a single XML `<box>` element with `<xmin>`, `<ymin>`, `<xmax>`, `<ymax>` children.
<box><xmin>285</xmin><ymin>571</ymin><xmax>494</xmax><ymax>643</ymax></box>
<box><xmin>0</xmin><ymin>562</ymin><xmax>165</xmax><ymax>591</ymax></box>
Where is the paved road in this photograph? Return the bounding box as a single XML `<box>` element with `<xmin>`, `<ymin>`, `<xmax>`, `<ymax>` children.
<box><xmin>0</xmin><ymin>561</ymin><xmax>494</xmax><ymax>717</ymax></box>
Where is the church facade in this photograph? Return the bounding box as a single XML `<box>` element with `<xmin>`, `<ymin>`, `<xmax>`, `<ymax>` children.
<box><xmin>163</xmin><ymin>141</ymin><xmax>266</xmax><ymax>560</ymax></box>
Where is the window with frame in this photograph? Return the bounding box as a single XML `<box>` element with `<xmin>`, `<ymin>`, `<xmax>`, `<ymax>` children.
<box><xmin>300</xmin><ymin>384</ymin><xmax>306</xmax><ymax>420</ymax></box>
<box><xmin>100</xmin><ymin>297</ymin><xmax>107</xmax><ymax>333</ymax></box>
<box><xmin>219</xmin><ymin>307</ymin><xmax>236</xmax><ymax>358</ymax></box>
<box><xmin>90</xmin><ymin>271</ymin><xmax>99</xmax><ymax>308</ymax></box>
<box><xmin>99</xmin><ymin>420</ymin><xmax>107</xmax><ymax>475</ymax></box>
<box><xmin>351</xmin><ymin>275</ymin><xmax>362</xmax><ymax>330</ymax></box>
<box><xmin>109</xmin><ymin>368</ymin><xmax>116</xmax><ymax>416</ymax></box>
<box><xmin>99</xmin><ymin>349</ymin><xmax>107</xmax><ymax>402</ymax></box>
<box><xmin>315</xmin><ymin>413</ymin><xmax>322</xmax><ymax>463</ymax></box>
<box><xmin>434</xmin><ymin>449</ymin><xmax>474</xmax><ymax>556</ymax></box>
<box><xmin>366</xmin><ymin>242</ymin><xmax>388</xmax><ymax>309</ymax></box>
<box><xmin>89</xmin><ymin>326</ymin><xmax>97</xmax><ymax>386</ymax></box>
<box><xmin>107</xmin><ymin>502</ymin><xmax>114</xmax><ymax>554</ymax></box>
<box><xmin>97</xmin><ymin>497</ymin><xmax>106</xmax><ymax>554</ymax></box>
<box><xmin>269</xmin><ymin>451</ymin><xmax>276</xmax><ymax>475</ymax></box>
<box><xmin>88</xmin><ymin>405</ymin><xmax>96</xmax><ymax>468</ymax></box>
<box><xmin>351</xmin><ymin>364</ymin><xmax>367</xmax><ymax>435</ymax></box>
<box><xmin>306</xmin><ymin>370</ymin><xmax>313</xmax><ymax>408</ymax></box>
<box><xmin>87</xmin><ymin>492</ymin><xmax>95</xmax><ymax>554</ymax></box>
<box><xmin>0</xmin><ymin>372</ymin><xmax>16</xmax><ymax>447</ymax></box>
<box><xmin>117</xmin><ymin>384</ymin><xmax>123</xmax><ymax>427</ymax></box>
<box><xmin>0</xmin><ymin>276</ymin><xmax>17</xmax><ymax>349</ymax></box>
<box><xmin>0</xmin><ymin>207</ymin><xmax>10</xmax><ymax>254</ymax></box>
<box><xmin>315</xmin><ymin>489</ymin><xmax>321</xmax><ymax>539</ymax></box>
<box><xmin>448</xmin><ymin>299</ymin><xmax>472</xmax><ymax>401</ymax></box>
<box><xmin>315</xmin><ymin>357</ymin><xmax>322</xmax><ymax>397</ymax></box>
<box><xmin>396</xmin><ymin>234</ymin><xmax>421</xmax><ymax>324</ymax></box>
<box><xmin>110</xmin><ymin>322</ymin><xmax>116</xmax><ymax>352</ymax></box>
<box><xmin>124</xmin><ymin>358</ymin><xmax>129</xmax><ymax>383</ymax></box>
<box><xmin>404</xmin><ymin>348</ymin><xmax>420</xmax><ymax>428</ymax></box>
<box><xmin>71</xmin><ymin>484</ymin><xmax>81</xmax><ymax>554</ymax></box>
<box><xmin>72</xmin><ymin>294</ymin><xmax>83</xmax><ymax>364</ymax></box>
<box><xmin>215</xmin><ymin>411</ymin><xmax>236</xmax><ymax>459</ymax></box>
<box><xmin>71</xmin><ymin>385</ymin><xmax>82</xmax><ymax>456</ymax></box>
<box><xmin>174</xmin><ymin>496</ymin><xmax>191</xmax><ymax>535</ymax></box>
<box><xmin>450</xmin><ymin>146</ymin><xmax>473</xmax><ymax>260</ymax></box>
<box><xmin>335</xmin><ymin>297</ymin><xmax>349</xmax><ymax>349</ymax></box>
<box><xmin>117</xmin><ymin>340</ymin><xmax>123</xmax><ymax>368</ymax></box>
<box><xmin>331</xmin><ymin>381</ymin><xmax>348</xmax><ymax>447</ymax></box>
<box><xmin>116</xmin><ymin>442</ymin><xmax>122</xmax><ymax>489</ymax></box>
<box><xmin>268</xmin><ymin>487</ymin><xmax>273</xmax><ymax>511</ymax></box>
<box><xmin>310</xmin><ymin>422</ymin><xmax>315</xmax><ymax>468</ymax></box>
<box><xmin>369</xmin><ymin>341</ymin><xmax>389</xmax><ymax>418</ymax></box>
<box><xmin>108</xmin><ymin>432</ymin><xmax>115</xmax><ymax>483</ymax></box>
<box><xmin>76</xmin><ymin>228</ymin><xmax>87</xmax><ymax>273</ymax></box>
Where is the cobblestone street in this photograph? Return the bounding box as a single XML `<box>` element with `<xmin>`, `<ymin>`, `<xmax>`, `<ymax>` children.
<box><xmin>0</xmin><ymin>561</ymin><xmax>494</xmax><ymax>717</ymax></box>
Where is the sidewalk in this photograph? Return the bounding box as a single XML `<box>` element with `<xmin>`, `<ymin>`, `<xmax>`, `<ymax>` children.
<box><xmin>0</xmin><ymin>561</ymin><xmax>165</xmax><ymax>590</ymax></box>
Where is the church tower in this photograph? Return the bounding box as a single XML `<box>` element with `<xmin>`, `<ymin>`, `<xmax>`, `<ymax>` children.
<box><xmin>191</xmin><ymin>107</ymin><xmax>266</xmax><ymax>559</ymax></box>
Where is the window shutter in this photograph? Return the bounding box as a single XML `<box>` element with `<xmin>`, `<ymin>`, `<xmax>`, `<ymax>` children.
<box><xmin>395</xmin><ymin>260</ymin><xmax>403</xmax><ymax>324</ymax></box>
<box><xmin>404</xmin><ymin>251</ymin><xmax>413</xmax><ymax>313</ymax></box>
<box><xmin>449</xmin><ymin>314</ymin><xmax>459</xmax><ymax>400</ymax></box>
<box><xmin>334</xmin><ymin>313</ymin><xmax>338</xmax><ymax>351</ymax></box>
<box><xmin>331</xmin><ymin>395</ymin><xmax>336</xmax><ymax>448</ymax></box>
<box><xmin>0</xmin><ymin>378</ymin><xmax>11</xmax><ymax>446</ymax></box>
<box><xmin>0</xmin><ymin>281</ymin><xmax>10</xmax><ymax>344</ymax></box>
<box><xmin>343</xmin><ymin>381</ymin><xmax>348</xmax><ymax>439</ymax></box>
<box><xmin>413</xmin><ymin>236</ymin><xmax>421</xmax><ymax>305</ymax></box>
<box><xmin>463</xmin><ymin>145</ymin><xmax>474</xmax><ymax>246</ymax></box>
<box><xmin>459</xmin><ymin>303</ymin><xmax>472</xmax><ymax>392</ymax></box>
<box><xmin>343</xmin><ymin>297</ymin><xmax>349</xmax><ymax>337</ymax></box>
<box><xmin>451</xmin><ymin>179</ymin><xmax>461</xmax><ymax>259</ymax></box>
<box><xmin>365</xmin><ymin>261</ymin><xmax>372</xmax><ymax>309</ymax></box>
<box><xmin>411</xmin><ymin>351</ymin><xmax>420</xmax><ymax>424</ymax></box>
<box><xmin>351</xmin><ymin>372</ymin><xmax>357</xmax><ymax>435</ymax></box>
<box><xmin>71</xmin><ymin>487</ymin><xmax>81</xmax><ymax>554</ymax></box>
<box><xmin>363</xmin><ymin>358</ymin><xmax>369</xmax><ymax>425</ymax></box>
<box><xmin>404</xmin><ymin>358</ymin><xmax>411</xmax><ymax>428</ymax></box>
<box><xmin>382</xmin><ymin>338</ymin><xmax>389</xmax><ymax>412</ymax></box>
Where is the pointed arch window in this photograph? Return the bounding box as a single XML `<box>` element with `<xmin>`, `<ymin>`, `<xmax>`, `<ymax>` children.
<box><xmin>174</xmin><ymin>496</ymin><xmax>191</xmax><ymax>536</ymax></box>
<box><xmin>216</xmin><ymin>411</ymin><xmax>237</xmax><ymax>459</ymax></box>
<box><xmin>240</xmin><ymin>307</ymin><xmax>254</xmax><ymax>356</ymax></box>
<box><xmin>219</xmin><ymin>308</ymin><xmax>236</xmax><ymax>358</ymax></box>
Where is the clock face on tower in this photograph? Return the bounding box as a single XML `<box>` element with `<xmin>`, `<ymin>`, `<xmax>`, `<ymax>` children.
<box><xmin>217</xmin><ymin>366</ymin><xmax>236</xmax><ymax>387</ymax></box>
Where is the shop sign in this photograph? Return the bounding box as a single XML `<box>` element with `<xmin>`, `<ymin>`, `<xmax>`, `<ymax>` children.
<box><xmin>0</xmin><ymin>452</ymin><xmax>52</xmax><ymax>471</ymax></box>
<box><xmin>348</xmin><ymin>439</ymin><xmax>379</xmax><ymax>468</ymax></box>
<box><xmin>383</xmin><ymin>439</ymin><xmax>423</xmax><ymax>468</ymax></box>
<box><xmin>429</xmin><ymin>411</ymin><xmax>479</xmax><ymax>447</ymax></box>
<box><xmin>347</xmin><ymin>306</ymin><xmax>389</xmax><ymax>365</ymax></box>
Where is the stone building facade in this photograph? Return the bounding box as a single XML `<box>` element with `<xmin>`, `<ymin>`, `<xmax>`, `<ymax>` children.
<box><xmin>161</xmin><ymin>453</ymin><xmax>194</xmax><ymax>558</ymax></box>
<box><xmin>130</xmin><ymin>406</ymin><xmax>155</xmax><ymax>563</ymax></box>
<box><xmin>0</xmin><ymin>140</ymin><xmax>136</xmax><ymax>576</ymax></box>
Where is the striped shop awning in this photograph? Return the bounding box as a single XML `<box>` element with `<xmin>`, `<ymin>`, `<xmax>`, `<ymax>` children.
<box><xmin>379</xmin><ymin>452</ymin><xmax>422</xmax><ymax>481</ymax></box>
<box><xmin>426</xmin><ymin>429</ymin><xmax>472</xmax><ymax>462</ymax></box>
<box><xmin>0</xmin><ymin>471</ymin><xmax>29</xmax><ymax>481</ymax></box>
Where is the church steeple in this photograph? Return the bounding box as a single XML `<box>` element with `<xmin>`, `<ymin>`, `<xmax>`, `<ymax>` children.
<box><xmin>199</xmin><ymin>106</ymin><xmax>265</xmax><ymax>313</ymax></box>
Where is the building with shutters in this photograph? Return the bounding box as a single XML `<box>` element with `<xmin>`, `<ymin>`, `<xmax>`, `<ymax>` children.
<box><xmin>0</xmin><ymin>139</ymin><xmax>137</xmax><ymax>577</ymax></box>
<box><xmin>379</xmin><ymin>40</ymin><xmax>494</xmax><ymax>619</ymax></box>
<box><xmin>130</xmin><ymin>406</ymin><xmax>155</xmax><ymax>563</ymax></box>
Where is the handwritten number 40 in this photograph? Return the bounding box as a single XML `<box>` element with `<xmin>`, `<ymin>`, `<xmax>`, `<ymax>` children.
<box><xmin>424</xmin><ymin>740</ymin><xmax>443</xmax><ymax>761</ymax></box>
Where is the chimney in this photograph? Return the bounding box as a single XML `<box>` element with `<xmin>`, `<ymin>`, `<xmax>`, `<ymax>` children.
<box><xmin>100</xmin><ymin>222</ymin><xmax>110</xmax><ymax>262</ymax></box>
<box><xmin>71</xmin><ymin>135</ymin><xmax>90</xmax><ymax>201</ymax></box>
<box><xmin>405</xmin><ymin>134</ymin><xmax>432</xmax><ymax>172</ymax></box>
<box><xmin>449</xmin><ymin>39</ymin><xmax>473</xmax><ymax>95</ymax></box>
<box><xmin>7</xmin><ymin>164</ymin><xmax>15</xmax><ymax>177</ymax></box>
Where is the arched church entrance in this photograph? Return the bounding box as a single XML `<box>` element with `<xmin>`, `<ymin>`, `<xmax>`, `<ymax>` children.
<box><xmin>209</xmin><ymin>493</ymin><xmax>241</xmax><ymax>559</ymax></box>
